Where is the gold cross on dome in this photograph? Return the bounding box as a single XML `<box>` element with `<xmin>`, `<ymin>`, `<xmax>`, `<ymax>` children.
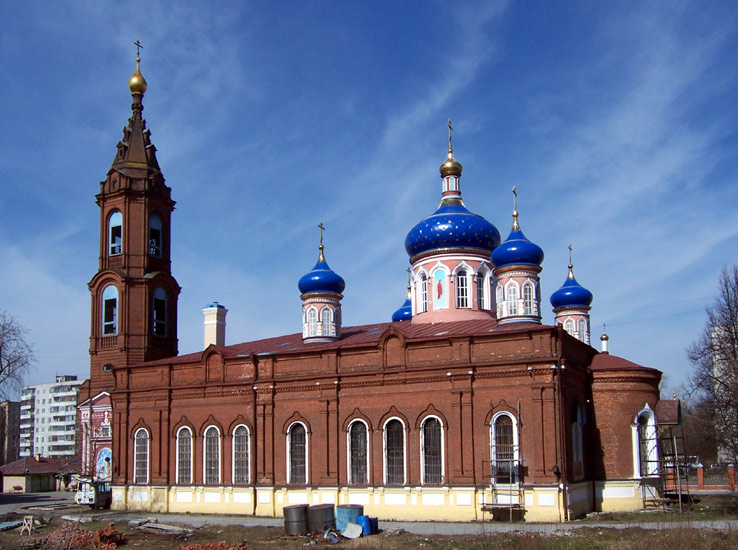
<box><xmin>134</xmin><ymin>40</ymin><xmax>143</xmax><ymax>61</ymax></box>
<box><xmin>318</xmin><ymin>222</ymin><xmax>325</xmax><ymax>247</ymax></box>
<box><xmin>447</xmin><ymin>118</ymin><xmax>453</xmax><ymax>151</ymax></box>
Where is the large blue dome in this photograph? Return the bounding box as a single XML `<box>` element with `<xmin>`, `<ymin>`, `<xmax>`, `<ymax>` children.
<box><xmin>298</xmin><ymin>259</ymin><xmax>345</xmax><ymax>295</ymax></box>
<box><xmin>405</xmin><ymin>202</ymin><xmax>501</xmax><ymax>261</ymax></box>
<box><xmin>491</xmin><ymin>229</ymin><xmax>544</xmax><ymax>268</ymax></box>
<box><xmin>550</xmin><ymin>273</ymin><xmax>593</xmax><ymax>309</ymax></box>
<box><xmin>391</xmin><ymin>297</ymin><xmax>412</xmax><ymax>322</ymax></box>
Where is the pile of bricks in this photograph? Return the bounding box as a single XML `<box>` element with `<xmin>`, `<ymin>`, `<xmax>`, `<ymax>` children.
<box><xmin>44</xmin><ymin>523</ymin><xmax>93</xmax><ymax>549</ymax></box>
<box><xmin>92</xmin><ymin>524</ymin><xmax>128</xmax><ymax>549</ymax></box>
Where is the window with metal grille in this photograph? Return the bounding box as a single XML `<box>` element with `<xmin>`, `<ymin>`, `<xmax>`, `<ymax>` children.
<box><xmin>233</xmin><ymin>425</ymin><xmax>249</xmax><ymax>484</ymax></box>
<box><xmin>507</xmin><ymin>284</ymin><xmax>518</xmax><ymax>315</ymax></box>
<box><xmin>204</xmin><ymin>427</ymin><xmax>220</xmax><ymax>484</ymax></box>
<box><xmin>308</xmin><ymin>310</ymin><xmax>317</xmax><ymax>337</ymax></box>
<box><xmin>523</xmin><ymin>283</ymin><xmax>534</xmax><ymax>315</ymax></box>
<box><xmin>349</xmin><ymin>421</ymin><xmax>368</xmax><ymax>484</ymax></box>
<box><xmin>456</xmin><ymin>270</ymin><xmax>469</xmax><ymax>308</ymax></box>
<box><xmin>419</xmin><ymin>275</ymin><xmax>428</xmax><ymax>313</ymax></box>
<box><xmin>289</xmin><ymin>424</ymin><xmax>306</xmax><ymax>484</ymax></box>
<box><xmin>385</xmin><ymin>419</ymin><xmax>404</xmax><ymax>485</ymax></box>
<box><xmin>134</xmin><ymin>429</ymin><xmax>148</xmax><ymax>484</ymax></box>
<box><xmin>492</xmin><ymin>415</ymin><xmax>516</xmax><ymax>484</ymax></box>
<box><xmin>176</xmin><ymin>427</ymin><xmax>192</xmax><ymax>484</ymax></box>
<box><xmin>422</xmin><ymin>418</ymin><xmax>442</xmax><ymax>484</ymax></box>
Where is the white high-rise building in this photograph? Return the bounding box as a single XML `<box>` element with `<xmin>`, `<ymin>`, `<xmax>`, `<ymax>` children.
<box><xmin>19</xmin><ymin>375</ymin><xmax>83</xmax><ymax>458</ymax></box>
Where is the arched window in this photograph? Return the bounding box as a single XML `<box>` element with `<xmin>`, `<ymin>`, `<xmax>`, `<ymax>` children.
<box><xmin>477</xmin><ymin>272</ymin><xmax>488</xmax><ymax>310</ymax></box>
<box><xmin>288</xmin><ymin>423</ymin><xmax>307</xmax><ymax>484</ymax></box>
<box><xmin>308</xmin><ymin>309</ymin><xmax>317</xmax><ymax>337</ymax></box>
<box><xmin>348</xmin><ymin>420</ymin><xmax>368</xmax><ymax>485</ymax></box>
<box><xmin>491</xmin><ymin>413</ymin><xmax>518</xmax><ymax>484</ymax></box>
<box><xmin>102</xmin><ymin>285</ymin><xmax>118</xmax><ymax>335</ymax></box>
<box><xmin>176</xmin><ymin>427</ymin><xmax>192</xmax><ymax>485</ymax></box>
<box><xmin>571</xmin><ymin>405</ymin><xmax>585</xmax><ymax>479</ymax></box>
<box><xmin>149</xmin><ymin>214</ymin><xmax>162</xmax><ymax>257</ymax></box>
<box><xmin>578</xmin><ymin>319</ymin><xmax>588</xmax><ymax>344</ymax></box>
<box><xmin>507</xmin><ymin>284</ymin><xmax>518</xmax><ymax>315</ymax></box>
<box><xmin>456</xmin><ymin>270</ymin><xmax>469</xmax><ymax>308</ymax></box>
<box><xmin>321</xmin><ymin>308</ymin><xmax>332</xmax><ymax>337</ymax></box>
<box><xmin>204</xmin><ymin>426</ymin><xmax>220</xmax><ymax>484</ymax></box>
<box><xmin>635</xmin><ymin>409</ymin><xmax>658</xmax><ymax>477</ymax></box>
<box><xmin>523</xmin><ymin>283</ymin><xmax>534</xmax><ymax>316</ymax></box>
<box><xmin>109</xmin><ymin>211</ymin><xmax>123</xmax><ymax>256</ymax></box>
<box><xmin>384</xmin><ymin>419</ymin><xmax>405</xmax><ymax>485</ymax></box>
<box><xmin>565</xmin><ymin>320</ymin><xmax>574</xmax><ymax>336</ymax></box>
<box><xmin>153</xmin><ymin>288</ymin><xmax>167</xmax><ymax>337</ymax></box>
<box><xmin>418</xmin><ymin>274</ymin><xmax>428</xmax><ymax>313</ymax></box>
<box><xmin>421</xmin><ymin>417</ymin><xmax>443</xmax><ymax>484</ymax></box>
<box><xmin>134</xmin><ymin>428</ymin><xmax>149</xmax><ymax>484</ymax></box>
<box><xmin>496</xmin><ymin>284</ymin><xmax>504</xmax><ymax>317</ymax></box>
<box><xmin>233</xmin><ymin>425</ymin><xmax>250</xmax><ymax>484</ymax></box>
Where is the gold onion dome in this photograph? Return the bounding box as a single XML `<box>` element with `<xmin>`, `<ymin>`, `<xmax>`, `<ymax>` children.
<box><xmin>128</xmin><ymin>59</ymin><xmax>148</xmax><ymax>95</ymax></box>
<box><xmin>440</xmin><ymin>148</ymin><xmax>462</xmax><ymax>177</ymax></box>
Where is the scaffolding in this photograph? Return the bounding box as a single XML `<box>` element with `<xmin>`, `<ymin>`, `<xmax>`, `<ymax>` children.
<box><xmin>481</xmin><ymin>453</ymin><xmax>524</xmax><ymax>522</ymax></box>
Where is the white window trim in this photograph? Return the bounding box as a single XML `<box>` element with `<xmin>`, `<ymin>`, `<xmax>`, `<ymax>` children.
<box><xmin>287</xmin><ymin>421</ymin><xmax>309</xmax><ymax>485</ymax></box>
<box><xmin>134</xmin><ymin>427</ymin><xmax>149</xmax><ymax>485</ymax></box>
<box><xmin>346</xmin><ymin>419</ymin><xmax>370</xmax><ymax>485</ymax></box>
<box><xmin>632</xmin><ymin>405</ymin><xmax>658</xmax><ymax>478</ymax></box>
<box><xmin>430</xmin><ymin>264</ymin><xmax>451</xmax><ymax>311</ymax></box>
<box><xmin>420</xmin><ymin>415</ymin><xmax>445</xmax><ymax>485</ymax></box>
<box><xmin>232</xmin><ymin>424</ymin><xmax>251</xmax><ymax>485</ymax></box>
<box><xmin>522</xmin><ymin>280</ymin><xmax>536</xmax><ymax>316</ymax></box>
<box><xmin>202</xmin><ymin>425</ymin><xmax>222</xmax><ymax>485</ymax></box>
<box><xmin>108</xmin><ymin>211</ymin><xmax>123</xmax><ymax>256</ymax></box>
<box><xmin>382</xmin><ymin>417</ymin><xmax>406</xmax><ymax>485</ymax></box>
<box><xmin>175</xmin><ymin>426</ymin><xmax>193</xmax><ymax>485</ymax></box>
<box><xmin>505</xmin><ymin>280</ymin><xmax>520</xmax><ymax>316</ymax></box>
<box><xmin>490</xmin><ymin>411</ymin><xmax>519</xmax><ymax>487</ymax></box>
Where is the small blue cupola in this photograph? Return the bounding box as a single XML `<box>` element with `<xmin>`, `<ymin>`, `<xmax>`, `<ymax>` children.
<box><xmin>551</xmin><ymin>246</ymin><xmax>593</xmax><ymax>344</ymax></box>
<box><xmin>299</xmin><ymin>223</ymin><xmax>345</xmax><ymax>343</ymax></box>
<box><xmin>391</xmin><ymin>270</ymin><xmax>413</xmax><ymax>322</ymax></box>
<box><xmin>491</xmin><ymin>188</ymin><xmax>544</xmax><ymax>269</ymax></box>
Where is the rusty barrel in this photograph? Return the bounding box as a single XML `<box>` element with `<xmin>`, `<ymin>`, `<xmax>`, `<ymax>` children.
<box><xmin>283</xmin><ymin>504</ymin><xmax>309</xmax><ymax>536</ymax></box>
<box><xmin>308</xmin><ymin>503</ymin><xmax>335</xmax><ymax>532</ymax></box>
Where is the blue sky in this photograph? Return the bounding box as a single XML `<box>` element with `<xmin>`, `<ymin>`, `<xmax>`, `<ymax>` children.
<box><xmin>1</xmin><ymin>1</ymin><xmax>737</xmax><ymax>395</ymax></box>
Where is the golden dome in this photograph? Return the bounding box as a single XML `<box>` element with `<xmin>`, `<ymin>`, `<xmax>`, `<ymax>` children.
<box><xmin>440</xmin><ymin>148</ymin><xmax>462</xmax><ymax>177</ymax></box>
<box><xmin>128</xmin><ymin>60</ymin><xmax>147</xmax><ymax>95</ymax></box>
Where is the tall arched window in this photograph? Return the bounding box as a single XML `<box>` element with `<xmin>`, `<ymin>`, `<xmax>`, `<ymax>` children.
<box><xmin>308</xmin><ymin>309</ymin><xmax>317</xmax><ymax>337</ymax></box>
<box><xmin>507</xmin><ymin>284</ymin><xmax>518</xmax><ymax>315</ymax></box>
<box><xmin>204</xmin><ymin>426</ymin><xmax>220</xmax><ymax>484</ymax></box>
<box><xmin>134</xmin><ymin>428</ymin><xmax>149</xmax><ymax>484</ymax></box>
<box><xmin>523</xmin><ymin>283</ymin><xmax>534</xmax><ymax>315</ymax></box>
<box><xmin>108</xmin><ymin>211</ymin><xmax>123</xmax><ymax>256</ymax></box>
<box><xmin>384</xmin><ymin>419</ymin><xmax>405</xmax><ymax>485</ymax></box>
<box><xmin>578</xmin><ymin>319</ymin><xmax>588</xmax><ymax>344</ymax></box>
<box><xmin>477</xmin><ymin>272</ymin><xmax>488</xmax><ymax>310</ymax></box>
<box><xmin>418</xmin><ymin>274</ymin><xmax>428</xmax><ymax>313</ymax></box>
<box><xmin>491</xmin><ymin>413</ymin><xmax>518</xmax><ymax>485</ymax></box>
<box><xmin>635</xmin><ymin>409</ymin><xmax>658</xmax><ymax>477</ymax></box>
<box><xmin>456</xmin><ymin>270</ymin><xmax>469</xmax><ymax>308</ymax></box>
<box><xmin>421</xmin><ymin>417</ymin><xmax>443</xmax><ymax>484</ymax></box>
<box><xmin>176</xmin><ymin>427</ymin><xmax>192</xmax><ymax>485</ymax></box>
<box><xmin>153</xmin><ymin>287</ymin><xmax>167</xmax><ymax>337</ymax></box>
<box><xmin>348</xmin><ymin>420</ymin><xmax>368</xmax><ymax>485</ymax></box>
<box><xmin>148</xmin><ymin>214</ymin><xmax>162</xmax><ymax>257</ymax></box>
<box><xmin>233</xmin><ymin>425</ymin><xmax>250</xmax><ymax>484</ymax></box>
<box><xmin>321</xmin><ymin>308</ymin><xmax>332</xmax><ymax>337</ymax></box>
<box><xmin>288</xmin><ymin>423</ymin><xmax>307</xmax><ymax>484</ymax></box>
<box><xmin>565</xmin><ymin>320</ymin><xmax>574</xmax><ymax>336</ymax></box>
<box><xmin>102</xmin><ymin>285</ymin><xmax>118</xmax><ymax>335</ymax></box>
<box><xmin>496</xmin><ymin>284</ymin><xmax>504</xmax><ymax>317</ymax></box>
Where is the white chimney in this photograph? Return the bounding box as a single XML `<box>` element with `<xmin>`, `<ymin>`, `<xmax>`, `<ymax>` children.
<box><xmin>203</xmin><ymin>302</ymin><xmax>228</xmax><ymax>348</ymax></box>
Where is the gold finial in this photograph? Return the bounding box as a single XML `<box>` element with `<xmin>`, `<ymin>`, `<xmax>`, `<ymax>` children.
<box><xmin>440</xmin><ymin>118</ymin><xmax>462</xmax><ymax>177</ymax></box>
<box><xmin>512</xmin><ymin>186</ymin><xmax>520</xmax><ymax>231</ymax></box>
<box><xmin>600</xmin><ymin>323</ymin><xmax>609</xmax><ymax>341</ymax></box>
<box><xmin>128</xmin><ymin>40</ymin><xmax>148</xmax><ymax>95</ymax></box>
<box><xmin>317</xmin><ymin>222</ymin><xmax>325</xmax><ymax>262</ymax></box>
<box><xmin>567</xmin><ymin>244</ymin><xmax>574</xmax><ymax>279</ymax></box>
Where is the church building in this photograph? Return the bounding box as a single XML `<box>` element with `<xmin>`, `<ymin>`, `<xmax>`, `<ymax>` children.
<box><xmin>79</xmin><ymin>58</ymin><xmax>678</xmax><ymax>522</ymax></box>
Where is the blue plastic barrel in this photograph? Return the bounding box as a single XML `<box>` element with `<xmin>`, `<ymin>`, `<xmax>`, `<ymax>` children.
<box><xmin>357</xmin><ymin>515</ymin><xmax>371</xmax><ymax>535</ymax></box>
<box><xmin>336</xmin><ymin>504</ymin><xmax>364</xmax><ymax>532</ymax></box>
<box><xmin>370</xmin><ymin>517</ymin><xmax>378</xmax><ymax>534</ymax></box>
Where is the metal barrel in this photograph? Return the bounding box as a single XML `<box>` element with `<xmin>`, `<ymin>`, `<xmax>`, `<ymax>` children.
<box><xmin>308</xmin><ymin>503</ymin><xmax>335</xmax><ymax>532</ymax></box>
<box><xmin>283</xmin><ymin>504</ymin><xmax>309</xmax><ymax>536</ymax></box>
<box><xmin>336</xmin><ymin>504</ymin><xmax>364</xmax><ymax>532</ymax></box>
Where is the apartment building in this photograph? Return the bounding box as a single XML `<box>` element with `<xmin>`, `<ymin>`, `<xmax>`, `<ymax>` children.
<box><xmin>20</xmin><ymin>375</ymin><xmax>83</xmax><ymax>458</ymax></box>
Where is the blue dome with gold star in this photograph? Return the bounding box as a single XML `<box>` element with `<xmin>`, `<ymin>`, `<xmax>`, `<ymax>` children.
<box><xmin>298</xmin><ymin>257</ymin><xmax>345</xmax><ymax>295</ymax></box>
<box><xmin>491</xmin><ymin>229</ymin><xmax>544</xmax><ymax>268</ymax></box>
<box><xmin>551</xmin><ymin>268</ymin><xmax>593</xmax><ymax>309</ymax></box>
<box><xmin>405</xmin><ymin>202</ymin><xmax>501</xmax><ymax>261</ymax></box>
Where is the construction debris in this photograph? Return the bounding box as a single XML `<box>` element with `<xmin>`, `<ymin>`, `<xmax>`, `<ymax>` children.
<box><xmin>44</xmin><ymin>523</ymin><xmax>94</xmax><ymax>549</ymax></box>
<box><xmin>177</xmin><ymin>543</ymin><xmax>247</xmax><ymax>550</ymax></box>
<box><xmin>137</xmin><ymin>522</ymin><xmax>193</xmax><ymax>536</ymax></box>
<box><xmin>92</xmin><ymin>524</ymin><xmax>127</xmax><ymax>548</ymax></box>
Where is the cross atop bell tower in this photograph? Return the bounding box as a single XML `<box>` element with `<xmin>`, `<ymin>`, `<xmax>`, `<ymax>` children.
<box><xmin>87</xmin><ymin>49</ymin><xmax>180</xmax><ymax>393</ymax></box>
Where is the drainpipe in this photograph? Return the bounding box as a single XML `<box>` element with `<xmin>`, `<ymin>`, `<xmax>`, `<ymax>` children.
<box><xmin>554</xmin><ymin>326</ymin><xmax>569</xmax><ymax>521</ymax></box>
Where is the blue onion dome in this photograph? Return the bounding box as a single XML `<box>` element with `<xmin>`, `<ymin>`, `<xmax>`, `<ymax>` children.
<box><xmin>392</xmin><ymin>297</ymin><xmax>412</xmax><ymax>322</ymax></box>
<box><xmin>298</xmin><ymin>245</ymin><xmax>345</xmax><ymax>295</ymax></box>
<box><xmin>491</xmin><ymin>193</ymin><xmax>544</xmax><ymax>268</ymax></box>
<box><xmin>405</xmin><ymin>146</ymin><xmax>500</xmax><ymax>262</ymax></box>
<box><xmin>551</xmin><ymin>263</ymin><xmax>593</xmax><ymax>309</ymax></box>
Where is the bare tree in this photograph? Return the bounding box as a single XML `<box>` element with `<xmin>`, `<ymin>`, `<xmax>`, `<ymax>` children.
<box><xmin>0</xmin><ymin>311</ymin><xmax>34</xmax><ymax>398</ymax></box>
<box><xmin>688</xmin><ymin>265</ymin><xmax>738</xmax><ymax>463</ymax></box>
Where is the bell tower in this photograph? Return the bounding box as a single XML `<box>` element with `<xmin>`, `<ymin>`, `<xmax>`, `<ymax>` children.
<box><xmin>87</xmin><ymin>50</ymin><xmax>180</xmax><ymax>393</ymax></box>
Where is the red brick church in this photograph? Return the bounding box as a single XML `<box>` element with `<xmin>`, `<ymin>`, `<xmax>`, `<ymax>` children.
<box><xmin>78</xmin><ymin>57</ymin><xmax>678</xmax><ymax>522</ymax></box>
